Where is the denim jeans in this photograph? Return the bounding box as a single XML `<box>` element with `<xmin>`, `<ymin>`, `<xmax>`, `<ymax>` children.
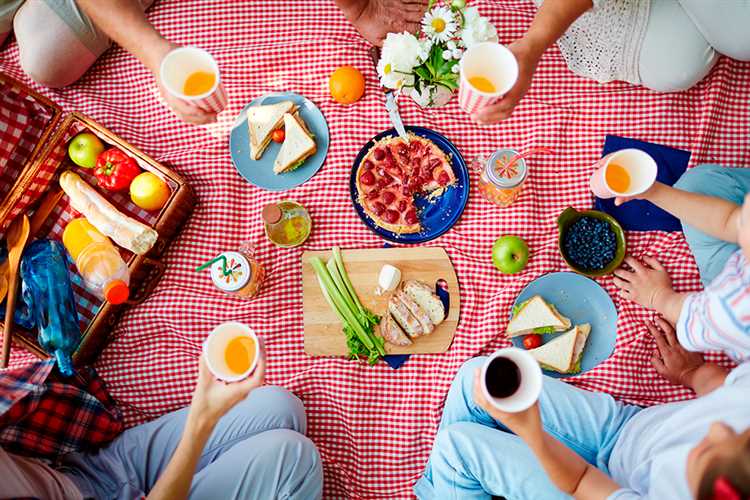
<box><xmin>414</xmin><ymin>357</ymin><xmax>642</xmax><ymax>500</ymax></box>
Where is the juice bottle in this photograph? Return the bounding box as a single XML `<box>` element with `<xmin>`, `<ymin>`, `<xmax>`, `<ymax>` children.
<box><xmin>62</xmin><ymin>218</ymin><xmax>130</xmax><ymax>304</ymax></box>
<box><xmin>262</xmin><ymin>201</ymin><xmax>312</xmax><ymax>248</ymax></box>
<box><xmin>474</xmin><ymin>148</ymin><xmax>528</xmax><ymax>207</ymax></box>
<box><xmin>207</xmin><ymin>243</ymin><xmax>265</xmax><ymax>299</ymax></box>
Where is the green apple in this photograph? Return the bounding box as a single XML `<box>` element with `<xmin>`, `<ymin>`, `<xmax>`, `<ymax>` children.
<box><xmin>68</xmin><ymin>132</ymin><xmax>104</xmax><ymax>168</ymax></box>
<box><xmin>492</xmin><ymin>235</ymin><xmax>529</xmax><ymax>274</ymax></box>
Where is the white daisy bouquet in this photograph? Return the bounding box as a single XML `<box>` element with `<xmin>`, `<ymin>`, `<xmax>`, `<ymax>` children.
<box><xmin>377</xmin><ymin>0</ymin><xmax>498</xmax><ymax>107</ymax></box>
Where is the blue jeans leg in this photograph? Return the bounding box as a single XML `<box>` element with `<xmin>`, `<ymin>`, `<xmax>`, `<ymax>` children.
<box><xmin>673</xmin><ymin>164</ymin><xmax>750</xmax><ymax>285</ymax></box>
<box><xmin>63</xmin><ymin>386</ymin><xmax>319</xmax><ymax>499</ymax></box>
<box><xmin>414</xmin><ymin>357</ymin><xmax>641</xmax><ymax>500</ymax></box>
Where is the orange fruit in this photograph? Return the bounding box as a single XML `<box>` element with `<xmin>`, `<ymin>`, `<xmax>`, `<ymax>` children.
<box><xmin>329</xmin><ymin>66</ymin><xmax>365</xmax><ymax>105</ymax></box>
<box><xmin>130</xmin><ymin>172</ymin><xmax>170</xmax><ymax>211</ymax></box>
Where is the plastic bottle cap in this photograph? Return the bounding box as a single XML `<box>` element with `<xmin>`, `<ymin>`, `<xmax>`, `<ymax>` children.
<box><xmin>105</xmin><ymin>280</ymin><xmax>130</xmax><ymax>304</ymax></box>
<box><xmin>262</xmin><ymin>203</ymin><xmax>282</xmax><ymax>225</ymax></box>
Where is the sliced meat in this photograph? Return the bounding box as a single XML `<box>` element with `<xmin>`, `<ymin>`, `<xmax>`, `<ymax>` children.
<box><xmin>388</xmin><ymin>296</ymin><xmax>424</xmax><ymax>337</ymax></box>
<box><xmin>396</xmin><ymin>290</ymin><xmax>434</xmax><ymax>335</ymax></box>
<box><xmin>379</xmin><ymin>314</ymin><xmax>412</xmax><ymax>346</ymax></box>
<box><xmin>403</xmin><ymin>280</ymin><xmax>445</xmax><ymax>326</ymax></box>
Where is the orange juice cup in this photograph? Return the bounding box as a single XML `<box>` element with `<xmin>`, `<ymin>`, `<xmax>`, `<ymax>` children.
<box><xmin>590</xmin><ymin>149</ymin><xmax>658</xmax><ymax>199</ymax></box>
<box><xmin>458</xmin><ymin>42</ymin><xmax>518</xmax><ymax>115</ymax></box>
<box><xmin>203</xmin><ymin>322</ymin><xmax>259</xmax><ymax>382</ymax></box>
<box><xmin>159</xmin><ymin>47</ymin><xmax>227</xmax><ymax>114</ymax></box>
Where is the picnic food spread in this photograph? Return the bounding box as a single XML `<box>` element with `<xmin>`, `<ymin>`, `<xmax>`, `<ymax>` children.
<box><xmin>356</xmin><ymin>134</ymin><xmax>456</xmax><ymax>233</ymax></box>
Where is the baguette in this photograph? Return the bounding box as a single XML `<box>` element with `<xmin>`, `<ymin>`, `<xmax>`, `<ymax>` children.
<box><xmin>403</xmin><ymin>280</ymin><xmax>445</xmax><ymax>326</ymax></box>
<box><xmin>379</xmin><ymin>314</ymin><xmax>412</xmax><ymax>346</ymax></box>
<box><xmin>396</xmin><ymin>290</ymin><xmax>434</xmax><ymax>336</ymax></box>
<box><xmin>59</xmin><ymin>171</ymin><xmax>158</xmax><ymax>255</ymax></box>
<box><xmin>388</xmin><ymin>296</ymin><xmax>423</xmax><ymax>337</ymax></box>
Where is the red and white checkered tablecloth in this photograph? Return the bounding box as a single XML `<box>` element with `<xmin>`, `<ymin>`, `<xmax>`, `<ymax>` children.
<box><xmin>1</xmin><ymin>1</ymin><xmax>748</xmax><ymax>498</ymax></box>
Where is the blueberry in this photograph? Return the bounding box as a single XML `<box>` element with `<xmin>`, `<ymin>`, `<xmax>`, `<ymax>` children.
<box><xmin>562</xmin><ymin>217</ymin><xmax>617</xmax><ymax>271</ymax></box>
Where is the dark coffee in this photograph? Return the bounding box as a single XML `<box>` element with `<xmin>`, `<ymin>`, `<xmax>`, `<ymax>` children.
<box><xmin>485</xmin><ymin>356</ymin><xmax>521</xmax><ymax>398</ymax></box>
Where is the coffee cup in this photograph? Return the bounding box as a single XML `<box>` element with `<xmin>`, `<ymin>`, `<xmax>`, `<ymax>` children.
<box><xmin>159</xmin><ymin>46</ymin><xmax>227</xmax><ymax>114</ymax></box>
<box><xmin>202</xmin><ymin>322</ymin><xmax>259</xmax><ymax>382</ymax></box>
<box><xmin>590</xmin><ymin>148</ymin><xmax>658</xmax><ymax>199</ymax></box>
<box><xmin>481</xmin><ymin>347</ymin><xmax>542</xmax><ymax>413</ymax></box>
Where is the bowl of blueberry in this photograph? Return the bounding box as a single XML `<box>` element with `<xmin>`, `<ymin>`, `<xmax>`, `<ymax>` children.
<box><xmin>557</xmin><ymin>207</ymin><xmax>626</xmax><ymax>277</ymax></box>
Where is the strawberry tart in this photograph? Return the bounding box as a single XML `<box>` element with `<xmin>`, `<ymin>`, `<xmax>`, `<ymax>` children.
<box><xmin>356</xmin><ymin>133</ymin><xmax>456</xmax><ymax>234</ymax></box>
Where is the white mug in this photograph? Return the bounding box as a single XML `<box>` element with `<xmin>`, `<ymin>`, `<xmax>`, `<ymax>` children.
<box><xmin>202</xmin><ymin>321</ymin><xmax>259</xmax><ymax>382</ymax></box>
<box><xmin>481</xmin><ymin>347</ymin><xmax>543</xmax><ymax>413</ymax></box>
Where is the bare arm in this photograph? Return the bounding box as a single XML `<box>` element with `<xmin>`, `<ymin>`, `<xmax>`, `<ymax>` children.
<box><xmin>475</xmin><ymin>0</ymin><xmax>593</xmax><ymax>123</ymax></box>
<box><xmin>685</xmin><ymin>363</ymin><xmax>729</xmax><ymax>397</ymax></box>
<box><xmin>75</xmin><ymin>0</ymin><xmax>217</xmax><ymax>124</ymax></box>
<box><xmin>620</xmin><ymin>182</ymin><xmax>741</xmax><ymax>244</ymax></box>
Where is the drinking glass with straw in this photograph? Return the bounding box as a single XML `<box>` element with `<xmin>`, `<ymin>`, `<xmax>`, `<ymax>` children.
<box><xmin>196</xmin><ymin>248</ymin><xmax>265</xmax><ymax>299</ymax></box>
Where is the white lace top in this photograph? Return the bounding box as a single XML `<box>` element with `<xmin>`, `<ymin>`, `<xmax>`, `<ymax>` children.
<box><xmin>532</xmin><ymin>0</ymin><xmax>651</xmax><ymax>84</ymax></box>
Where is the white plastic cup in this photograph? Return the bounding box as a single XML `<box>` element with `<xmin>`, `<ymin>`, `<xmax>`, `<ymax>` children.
<box><xmin>159</xmin><ymin>46</ymin><xmax>227</xmax><ymax>114</ymax></box>
<box><xmin>202</xmin><ymin>322</ymin><xmax>259</xmax><ymax>382</ymax></box>
<box><xmin>590</xmin><ymin>148</ymin><xmax>658</xmax><ymax>199</ymax></box>
<box><xmin>481</xmin><ymin>348</ymin><xmax>543</xmax><ymax>413</ymax></box>
<box><xmin>458</xmin><ymin>42</ymin><xmax>519</xmax><ymax>115</ymax></box>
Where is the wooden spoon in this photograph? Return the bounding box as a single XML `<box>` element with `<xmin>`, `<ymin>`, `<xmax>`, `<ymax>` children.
<box><xmin>2</xmin><ymin>215</ymin><xmax>30</xmax><ymax>368</ymax></box>
<box><xmin>0</xmin><ymin>188</ymin><xmax>62</xmax><ymax>303</ymax></box>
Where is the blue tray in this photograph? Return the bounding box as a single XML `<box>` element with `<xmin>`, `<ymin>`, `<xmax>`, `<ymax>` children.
<box><xmin>229</xmin><ymin>92</ymin><xmax>329</xmax><ymax>191</ymax></box>
<box><xmin>510</xmin><ymin>272</ymin><xmax>617</xmax><ymax>378</ymax></box>
<box><xmin>349</xmin><ymin>126</ymin><xmax>469</xmax><ymax>244</ymax></box>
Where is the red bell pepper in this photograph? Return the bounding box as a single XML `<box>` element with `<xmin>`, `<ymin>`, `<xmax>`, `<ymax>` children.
<box><xmin>94</xmin><ymin>148</ymin><xmax>140</xmax><ymax>192</ymax></box>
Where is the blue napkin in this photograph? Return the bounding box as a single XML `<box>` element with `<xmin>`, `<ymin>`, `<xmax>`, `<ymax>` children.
<box><xmin>594</xmin><ymin>136</ymin><xmax>691</xmax><ymax>232</ymax></box>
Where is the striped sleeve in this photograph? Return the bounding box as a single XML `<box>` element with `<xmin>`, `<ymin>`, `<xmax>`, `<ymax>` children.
<box><xmin>677</xmin><ymin>251</ymin><xmax>750</xmax><ymax>362</ymax></box>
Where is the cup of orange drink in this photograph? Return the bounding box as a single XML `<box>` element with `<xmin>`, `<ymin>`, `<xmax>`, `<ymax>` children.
<box><xmin>458</xmin><ymin>42</ymin><xmax>518</xmax><ymax>115</ymax></box>
<box><xmin>590</xmin><ymin>149</ymin><xmax>658</xmax><ymax>199</ymax></box>
<box><xmin>203</xmin><ymin>322</ymin><xmax>259</xmax><ymax>382</ymax></box>
<box><xmin>159</xmin><ymin>46</ymin><xmax>227</xmax><ymax>114</ymax></box>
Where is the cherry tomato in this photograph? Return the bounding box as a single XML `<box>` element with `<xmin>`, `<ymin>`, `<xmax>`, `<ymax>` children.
<box><xmin>523</xmin><ymin>335</ymin><xmax>542</xmax><ymax>349</ymax></box>
<box><xmin>272</xmin><ymin>128</ymin><xmax>285</xmax><ymax>143</ymax></box>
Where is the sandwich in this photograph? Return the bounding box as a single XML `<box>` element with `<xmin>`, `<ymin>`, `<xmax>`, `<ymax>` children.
<box><xmin>506</xmin><ymin>295</ymin><xmax>571</xmax><ymax>337</ymax></box>
<box><xmin>527</xmin><ymin>324</ymin><xmax>590</xmax><ymax>374</ymax></box>
<box><xmin>247</xmin><ymin>100</ymin><xmax>296</xmax><ymax>160</ymax></box>
<box><xmin>273</xmin><ymin>113</ymin><xmax>316</xmax><ymax>174</ymax></box>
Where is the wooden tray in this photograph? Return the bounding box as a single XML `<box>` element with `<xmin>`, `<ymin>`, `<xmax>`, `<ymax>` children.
<box><xmin>0</xmin><ymin>73</ymin><xmax>194</xmax><ymax>366</ymax></box>
<box><xmin>302</xmin><ymin>247</ymin><xmax>460</xmax><ymax>356</ymax></box>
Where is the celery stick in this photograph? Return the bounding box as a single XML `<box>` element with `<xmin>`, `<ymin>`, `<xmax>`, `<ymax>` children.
<box><xmin>310</xmin><ymin>257</ymin><xmax>375</xmax><ymax>350</ymax></box>
<box><xmin>332</xmin><ymin>246</ymin><xmax>366</xmax><ymax>316</ymax></box>
<box><xmin>326</xmin><ymin>258</ymin><xmax>360</xmax><ymax>320</ymax></box>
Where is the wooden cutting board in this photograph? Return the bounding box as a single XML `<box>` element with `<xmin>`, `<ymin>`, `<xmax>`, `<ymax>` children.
<box><xmin>302</xmin><ymin>247</ymin><xmax>460</xmax><ymax>356</ymax></box>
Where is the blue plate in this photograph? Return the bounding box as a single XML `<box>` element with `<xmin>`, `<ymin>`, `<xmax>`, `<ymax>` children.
<box><xmin>349</xmin><ymin>126</ymin><xmax>469</xmax><ymax>244</ymax></box>
<box><xmin>510</xmin><ymin>272</ymin><xmax>617</xmax><ymax>378</ymax></box>
<box><xmin>229</xmin><ymin>92</ymin><xmax>329</xmax><ymax>191</ymax></box>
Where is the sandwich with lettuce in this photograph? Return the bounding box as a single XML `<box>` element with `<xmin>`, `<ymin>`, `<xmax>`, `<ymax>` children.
<box><xmin>506</xmin><ymin>295</ymin><xmax>572</xmax><ymax>337</ymax></box>
<box><xmin>527</xmin><ymin>324</ymin><xmax>590</xmax><ymax>374</ymax></box>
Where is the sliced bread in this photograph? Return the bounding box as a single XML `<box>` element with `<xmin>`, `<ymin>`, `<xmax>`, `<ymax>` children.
<box><xmin>379</xmin><ymin>314</ymin><xmax>412</xmax><ymax>346</ymax></box>
<box><xmin>388</xmin><ymin>295</ymin><xmax>424</xmax><ymax>337</ymax></box>
<box><xmin>403</xmin><ymin>280</ymin><xmax>445</xmax><ymax>326</ymax></box>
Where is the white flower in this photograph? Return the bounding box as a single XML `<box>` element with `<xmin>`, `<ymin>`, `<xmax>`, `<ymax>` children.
<box><xmin>452</xmin><ymin>48</ymin><xmax>462</xmax><ymax>59</ymax></box>
<box><xmin>442</xmin><ymin>49</ymin><xmax>452</xmax><ymax>60</ymax></box>
<box><xmin>418</xmin><ymin>39</ymin><xmax>433</xmax><ymax>62</ymax></box>
<box><xmin>422</xmin><ymin>6</ymin><xmax>457</xmax><ymax>43</ymax></box>
<box><xmin>378</xmin><ymin>31</ymin><xmax>423</xmax><ymax>89</ymax></box>
<box><xmin>461</xmin><ymin>7</ymin><xmax>498</xmax><ymax>48</ymax></box>
<box><xmin>447</xmin><ymin>40</ymin><xmax>457</xmax><ymax>51</ymax></box>
<box><xmin>451</xmin><ymin>64</ymin><xmax>459</xmax><ymax>73</ymax></box>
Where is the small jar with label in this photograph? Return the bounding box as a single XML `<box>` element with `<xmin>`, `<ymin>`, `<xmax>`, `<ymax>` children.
<box><xmin>207</xmin><ymin>243</ymin><xmax>265</xmax><ymax>299</ymax></box>
<box><xmin>262</xmin><ymin>201</ymin><xmax>312</xmax><ymax>248</ymax></box>
<box><xmin>474</xmin><ymin>148</ymin><xmax>528</xmax><ymax>207</ymax></box>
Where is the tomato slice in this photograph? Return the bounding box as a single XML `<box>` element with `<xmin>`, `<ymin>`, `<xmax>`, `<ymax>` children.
<box><xmin>523</xmin><ymin>335</ymin><xmax>542</xmax><ymax>349</ymax></box>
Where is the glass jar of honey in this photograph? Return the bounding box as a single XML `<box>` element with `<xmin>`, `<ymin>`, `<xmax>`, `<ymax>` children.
<box><xmin>206</xmin><ymin>243</ymin><xmax>265</xmax><ymax>299</ymax></box>
<box><xmin>262</xmin><ymin>201</ymin><xmax>312</xmax><ymax>248</ymax></box>
<box><xmin>475</xmin><ymin>148</ymin><xmax>528</xmax><ymax>207</ymax></box>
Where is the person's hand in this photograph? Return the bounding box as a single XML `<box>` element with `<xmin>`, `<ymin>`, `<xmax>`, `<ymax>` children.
<box><xmin>613</xmin><ymin>256</ymin><xmax>674</xmax><ymax>309</ymax></box>
<box><xmin>472</xmin><ymin>368</ymin><xmax>543</xmax><ymax>440</ymax></box>
<box><xmin>143</xmin><ymin>40</ymin><xmax>218</xmax><ymax>125</ymax></box>
<box><xmin>343</xmin><ymin>0</ymin><xmax>428</xmax><ymax>47</ymax></box>
<box><xmin>471</xmin><ymin>37</ymin><xmax>542</xmax><ymax>124</ymax></box>
<box><xmin>647</xmin><ymin>318</ymin><xmax>704</xmax><ymax>387</ymax></box>
<box><xmin>189</xmin><ymin>351</ymin><xmax>266</xmax><ymax>428</ymax></box>
<box><xmin>614</xmin><ymin>182</ymin><xmax>661</xmax><ymax>207</ymax></box>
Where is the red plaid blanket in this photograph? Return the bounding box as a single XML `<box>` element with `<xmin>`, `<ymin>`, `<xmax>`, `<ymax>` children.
<box><xmin>1</xmin><ymin>1</ymin><xmax>748</xmax><ymax>497</ymax></box>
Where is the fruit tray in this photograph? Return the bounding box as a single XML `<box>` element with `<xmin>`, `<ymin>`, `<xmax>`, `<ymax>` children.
<box><xmin>0</xmin><ymin>73</ymin><xmax>194</xmax><ymax>365</ymax></box>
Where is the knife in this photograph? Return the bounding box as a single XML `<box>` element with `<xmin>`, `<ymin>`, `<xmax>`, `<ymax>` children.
<box><xmin>369</xmin><ymin>47</ymin><xmax>409</xmax><ymax>142</ymax></box>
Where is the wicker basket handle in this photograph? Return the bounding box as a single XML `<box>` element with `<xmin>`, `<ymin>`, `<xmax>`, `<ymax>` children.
<box><xmin>125</xmin><ymin>257</ymin><xmax>166</xmax><ymax>306</ymax></box>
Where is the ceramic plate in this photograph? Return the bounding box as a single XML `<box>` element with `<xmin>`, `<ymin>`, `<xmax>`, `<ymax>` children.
<box><xmin>510</xmin><ymin>272</ymin><xmax>617</xmax><ymax>378</ymax></box>
<box><xmin>349</xmin><ymin>126</ymin><xmax>469</xmax><ymax>244</ymax></box>
<box><xmin>230</xmin><ymin>92</ymin><xmax>329</xmax><ymax>191</ymax></box>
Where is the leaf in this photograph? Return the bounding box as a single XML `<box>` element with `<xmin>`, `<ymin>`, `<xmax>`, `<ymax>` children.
<box><xmin>414</xmin><ymin>65</ymin><xmax>431</xmax><ymax>81</ymax></box>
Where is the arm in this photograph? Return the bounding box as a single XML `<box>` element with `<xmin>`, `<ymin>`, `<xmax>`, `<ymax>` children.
<box><xmin>75</xmin><ymin>0</ymin><xmax>217</xmax><ymax>124</ymax></box>
<box><xmin>475</xmin><ymin>0</ymin><xmax>593</xmax><ymax>123</ymax></box>
<box><xmin>647</xmin><ymin>319</ymin><xmax>728</xmax><ymax>396</ymax></box>
<box><xmin>618</xmin><ymin>182</ymin><xmax>741</xmax><ymax>244</ymax></box>
<box><xmin>147</xmin><ymin>354</ymin><xmax>266</xmax><ymax>500</ymax></box>
<box><xmin>472</xmin><ymin>370</ymin><xmax>620</xmax><ymax>500</ymax></box>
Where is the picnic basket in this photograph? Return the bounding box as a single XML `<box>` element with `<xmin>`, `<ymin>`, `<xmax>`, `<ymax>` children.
<box><xmin>0</xmin><ymin>73</ymin><xmax>194</xmax><ymax>365</ymax></box>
